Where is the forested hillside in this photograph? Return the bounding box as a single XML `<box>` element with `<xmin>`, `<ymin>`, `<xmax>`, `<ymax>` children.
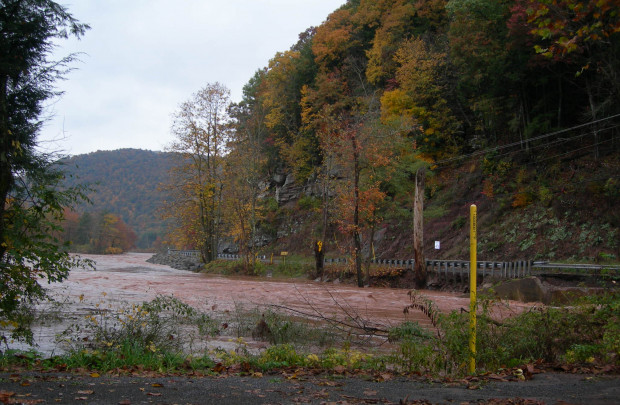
<box><xmin>60</xmin><ymin>149</ymin><xmax>174</xmax><ymax>249</ymax></box>
<box><xmin>155</xmin><ymin>0</ymin><xmax>619</xmax><ymax>281</ymax></box>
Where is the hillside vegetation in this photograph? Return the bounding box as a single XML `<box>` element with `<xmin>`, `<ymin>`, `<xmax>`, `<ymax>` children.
<box><xmin>60</xmin><ymin>149</ymin><xmax>175</xmax><ymax>249</ymax></box>
<box><xmin>157</xmin><ymin>0</ymin><xmax>618</xmax><ymax>281</ymax></box>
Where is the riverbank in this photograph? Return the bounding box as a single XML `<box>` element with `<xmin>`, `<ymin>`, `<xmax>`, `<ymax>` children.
<box><xmin>146</xmin><ymin>251</ymin><xmax>203</xmax><ymax>272</ymax></box>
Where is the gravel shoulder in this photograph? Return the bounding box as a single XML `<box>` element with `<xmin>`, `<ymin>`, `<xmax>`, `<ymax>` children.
<box><xmin>0</xmin><ymin>370</ymin><xmax>619</xmax><ymax>404</ymax></box>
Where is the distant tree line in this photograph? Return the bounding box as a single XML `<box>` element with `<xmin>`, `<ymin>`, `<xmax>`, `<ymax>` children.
<box><xmin>59</xmin><ymin>210</ymin><xmax>139</xmax><ymax>254</ymax></box>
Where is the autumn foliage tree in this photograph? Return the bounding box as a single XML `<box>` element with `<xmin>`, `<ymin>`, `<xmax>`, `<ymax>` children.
<box><xmin>162</xmin><ymin>83</ymin><xmax>230</xmax><ymax>262</ymax></box>
<box><xmin>58</xmin><ymin>210</ymin><xmax>137</xmax><ymax>254</ymax></box>
<box><xmin>224</xmin><ymin>77</ymin><xmax>269</xmax><ymax>274</ymax></box>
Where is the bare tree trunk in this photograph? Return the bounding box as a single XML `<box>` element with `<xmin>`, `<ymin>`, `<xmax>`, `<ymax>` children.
<box><xmin>586</xmin><ymin>77</ymin><xmax>599</xmax><ymax>160</ymax></box>
<box><xmin>413</xmin><ymin>167</ymin><xmax>426</xmax><ymax>289</ymax></box>
<box><xmin>365</xmin><ymin>225</ymin><xmax>376</xmax><ymax>286</ymax></box>
<box><xmin>0</xmin><ymin>76</ymin><xmax>11</xmax><ymax>262</ymax></box>
<box><xmin>316</xmin><ymin>159</ymin><xmax>331</xmax><ymax>280</ymax></box>
<box><xmin>353</xmin><ymin>137</ymin><xmax>363</xmax><ymax>288</ymax></box>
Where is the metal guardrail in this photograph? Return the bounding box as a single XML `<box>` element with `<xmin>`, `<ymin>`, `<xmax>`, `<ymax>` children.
<box><xmin>167</xmin><ymin>249</ymin><xmax>201</xmax><ymax>258</ymax></box>
<box><xmin>532</xmin><ymin>261</ymin><xmax>620</xmax><ymax>271</ymax></box>
<box><xmin>170</xmin><ymin>249</ymin><xmax>619</xmax><ymax>280</ymax></box>
<box><xmin>426</xmin><ymin>260</ymin><xmax>533</xmax><ymax>279</ymax></box>
<box><xmin>217</xmin><ymin>253</ymin><xmax>268</xmax><ymax>260</ymax></box>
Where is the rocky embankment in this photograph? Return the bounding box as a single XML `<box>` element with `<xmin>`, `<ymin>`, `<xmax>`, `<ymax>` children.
<box><xmin>147</xmin><ymin>252</ymin><xmax>203</xmax><ymax>272</ymax></box>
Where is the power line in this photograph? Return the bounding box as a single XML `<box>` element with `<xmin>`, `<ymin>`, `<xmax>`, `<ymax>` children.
<box><xmin>478</xmin><ymin>124</ymin><xmax>620</xmax><ymax>164</ymax></box>
<box><xmin>532</xmin><ymin>137</ymin><xmax>618</xmax><ymax>165</ymax></box>
<box><xmin>433</xmin><ymin>114</ymin><xmax>620</xmax><ymax>168</ymax></box>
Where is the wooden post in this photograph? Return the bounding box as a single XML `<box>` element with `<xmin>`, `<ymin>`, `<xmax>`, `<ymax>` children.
<box><xmin>413</xmin><ymin>167</ymin><xmax>426</xmax><ymax>288</ymax></box>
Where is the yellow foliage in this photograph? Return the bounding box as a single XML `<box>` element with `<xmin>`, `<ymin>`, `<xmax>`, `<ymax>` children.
<box><xmin>364</xmin><ymin>0</ymin><xmax>416</xmax><ymax>84</ymax></box>
<box><xmin>380</xmin><ymin>88</ymin><xmax>416</xmax><ymax>127</ymax></box>
<box><xmin>312</xmin><ymin>8</ymin><xmax>356</xmax><ymax>65</ymax></box>
<box><xmin>512</xmin><ymin>190</ymin><xmax>533</xmax><ymax>208</ymax></box>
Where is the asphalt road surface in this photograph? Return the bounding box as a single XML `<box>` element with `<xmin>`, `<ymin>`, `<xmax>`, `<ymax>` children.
<box><xmin>0</xmin><ymin>370</ymin><xmax>618</xmax><ymax>404</ymax></box>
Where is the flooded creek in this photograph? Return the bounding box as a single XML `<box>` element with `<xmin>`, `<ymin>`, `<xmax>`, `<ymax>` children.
<box><xmin>7</xmin><ymin>253</ymin><xmax>530</xmax><ymax>356</ymax></box>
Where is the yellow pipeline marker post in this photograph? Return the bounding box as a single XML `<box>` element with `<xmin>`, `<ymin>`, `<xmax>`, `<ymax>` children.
<box><xmin>469</xmin><ymin>204</ymin><xmax>477</xmax><ymax>374</ymax></box>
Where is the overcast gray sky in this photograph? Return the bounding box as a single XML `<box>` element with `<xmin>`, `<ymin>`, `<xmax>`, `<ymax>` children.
<box><xmin>39</xmin><ymin>0</ymin><xmax>345</xmax><ymax>156</ymax></box>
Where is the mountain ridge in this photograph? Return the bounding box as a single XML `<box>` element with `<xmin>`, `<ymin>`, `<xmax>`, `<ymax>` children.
<box><xmin>60</xmin><ymin>148</ymin><xmax>174</xmax><ymax>249</ymax></box>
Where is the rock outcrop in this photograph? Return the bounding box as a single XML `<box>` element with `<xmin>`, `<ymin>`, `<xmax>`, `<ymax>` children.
<box><xmin>275</xmin><ymin>173</ymin><xmax>302</xmax><ymax>205</ymax></box>
<box><xmin>147</xmin><ymin>252</ymin><xmax>203</xmax><ymax>272</ymax></box>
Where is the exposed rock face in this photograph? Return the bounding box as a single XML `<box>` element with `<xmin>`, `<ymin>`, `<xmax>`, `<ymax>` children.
<box><xmin>276</xmin><ymin>173</ymin><xmax>302</xmax><ymax>205</ymax></box>
<box><xmin>147</xmin><ymin>252</ymin><xmax>203</xmax><ymax>272</ymax></box>
<box><xmin>218</xmin><ymin>240</ymin><xmax>239</xmax><ymax>254</ymax></box>
<box><xmin>219</xmin><ymin>168</ymin><xmax>339</xmax><ymax>252</ymax></box>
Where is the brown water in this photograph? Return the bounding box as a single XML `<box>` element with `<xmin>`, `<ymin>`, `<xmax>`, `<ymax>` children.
<box><xmin>6</xmin><ymin>253</ymin><xmax>530</xmax><ymax>356</ymax></box>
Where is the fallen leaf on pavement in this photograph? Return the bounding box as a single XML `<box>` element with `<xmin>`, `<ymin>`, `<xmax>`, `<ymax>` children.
<box><xmin>77</xmin><ymin>390</ymin><xmax>94</xmax><ymax>395</ymax></box>
<box><xmin>0</xmin><ymin>391</ymin><xmax>15</xmax><ymax>400</ymax></box>
<box><xmin>376</xmin><ymin>372</ymin><xmax>393</xmax><ymax>382</ymax></box>
<box><xmin>318</xmin><ymin>380</ymin><xmax>337</xmax><ymax>386</ymax></box>
<box><xmin>6</xmin><ymin>399</ymin><xmax>44</xmax><ymax>405</ymax></box>
<box><xmin>333</xmin><ymin>365</ymin><xmax>346</xmax><ymax>374</ymax></box>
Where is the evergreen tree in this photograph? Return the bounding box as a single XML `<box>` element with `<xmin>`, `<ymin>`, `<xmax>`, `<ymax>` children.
<box><xmin>0</xmin><ymin>0</ymin><xmax>91</xmax><ymax>343</ymax></box>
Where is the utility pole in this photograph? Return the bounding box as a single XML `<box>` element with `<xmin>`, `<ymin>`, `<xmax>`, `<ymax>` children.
<box><xmin>413</xmin><ymin>167</ymin><xmax>426</xmax><ymax>288</ymax></box>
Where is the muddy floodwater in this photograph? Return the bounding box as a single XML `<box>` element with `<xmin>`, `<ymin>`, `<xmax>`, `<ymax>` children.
<box><xmin>9</xmin><ymin>253</ymin><xmax>531</xmax><ymax>356</ymax></box>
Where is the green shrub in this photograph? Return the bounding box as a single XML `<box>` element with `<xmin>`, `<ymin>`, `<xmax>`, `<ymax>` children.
<box><xmin>262</xmin><ymin>197</ymin><xmax>279</xmax><ymax>213</ymax></box>
<box><xmin>297</xmin><ymin>195</ymin><xmax>321</xmax><ymax>211</ymax></box>
<box><xmin>256</xmin><ymin>344</ymin><xmax>305</xmax><ymax>369</ymax></box>
<box><xmin>398</xmin><ymin>291</ymin><xmax>620</xmax><ymax>375</ymax></box>
<box><xmin>57</xmin><ymin>295</ymin><xmax>218</xmax><ymax>371</ymax></box>
<box><xmin>451</xmin><ymin>215</ymin><xmax>467</xmax><ymax>230</ymax></box>
<box><xmin>319</xmin><ymin>346</ymin><xmax>371</xmax><ymax>369</ymax></box>
<box><xmin>387</xmin><ymin>322</ymin><xmax>436</xmax><ymax>372</ymax></box>
<box><xmin>424</xmin><ymin>205</ymin><xmax>449</xmax><ymax>220</ymax></box>
<box><xmin>537</xmin><ymin>185</ymin><xmax>553</xmax><ymax>206</ymax></box>
<box><xmin>274</xmin><ymin>255</ymin><xmax>313</xmax><ymax>277</ymax></box>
